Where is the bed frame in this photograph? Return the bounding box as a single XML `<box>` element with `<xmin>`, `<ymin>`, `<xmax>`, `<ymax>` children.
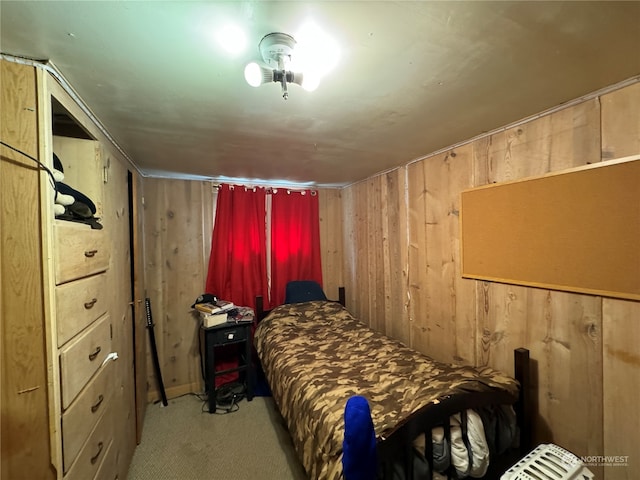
<box><xmin>255</xmin><ymin>286</ymin><xmax>532</xmax><ymax>479</ymax></box>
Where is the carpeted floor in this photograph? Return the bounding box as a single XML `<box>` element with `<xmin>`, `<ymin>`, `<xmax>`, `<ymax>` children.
<box><xmin>127</xmin><ymin>394</ymin><xmax>308</xmax><ymax>480</ymax></box>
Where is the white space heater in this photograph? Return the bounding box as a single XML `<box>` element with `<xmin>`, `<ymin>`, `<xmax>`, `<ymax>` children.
<box><xmin>501</xmin><ymin>444</ymin><xmax>594</xmax><ymax>480</ymax></box>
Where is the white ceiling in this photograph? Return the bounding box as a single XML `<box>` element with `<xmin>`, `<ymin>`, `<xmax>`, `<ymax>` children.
<box><xmin>2</xmin><ymin>1</ymin><xmax>639</xmax><ymax>187</ymax></box>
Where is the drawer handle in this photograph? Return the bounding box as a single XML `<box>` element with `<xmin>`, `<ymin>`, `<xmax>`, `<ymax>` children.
<box><xmin>84</xmin><ymin>249</ymin><xmax>98</xmax><ymax>258</ymax></box>
<box><xmin>88</xmin><ymin>346</ymin><xmax>102</xmax><ymax>361</ymax></box>
<box><xmin>84</xmin><ymin>298</ymin><xmax>98</xmax><ymax>309</ymax></box>
<box><xmin>90</xmin><ymin>441</ymin><xmax>104</xmax><ymax>465</ymax></box>
<box><xmin>91</xmin><ymin>394</ymin><xmax>105</xmax><ymax>413</ymax></box>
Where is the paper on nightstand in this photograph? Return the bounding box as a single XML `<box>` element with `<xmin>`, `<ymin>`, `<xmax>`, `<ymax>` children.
<box><xmin>201</xmin><ymin>312</ymin><xmax>228</xmax><ymax>328</ymax></box>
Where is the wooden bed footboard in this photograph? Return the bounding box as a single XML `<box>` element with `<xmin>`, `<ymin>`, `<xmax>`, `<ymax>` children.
<box><xmin>377</xmin><ymin>347</ymin><xmax>532</xmax><ymax>479</ymax></box>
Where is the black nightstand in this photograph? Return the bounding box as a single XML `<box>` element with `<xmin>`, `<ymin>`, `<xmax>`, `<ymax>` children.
<box><xmin>202</xmin><ymin>321</ymin><xmax>254</xmax><ymax>413</ymax></box>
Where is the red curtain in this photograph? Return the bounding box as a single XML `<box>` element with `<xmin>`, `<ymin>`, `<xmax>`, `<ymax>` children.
<box><xmin>205</xmin><ymin>185</ymin><xmax>269</xmax><ymax>387</ymax></box>
<box><xmin>205</xmin><ymin>184</ymin><xmax>269</xmax><ymax>310</ymax></box>
<box><xmin>204</xmin><ymin>185</ymin><xmax>322</xmax><ymax>387</ymax></box>
<box><xmin>270</xmin><ymin>190</ymin><xmax>323</xmax><ymax>307</ymax></box>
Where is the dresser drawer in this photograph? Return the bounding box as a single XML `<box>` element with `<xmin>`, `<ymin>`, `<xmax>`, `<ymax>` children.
<box><xmin>60</xmin><ymin>314</ymin><xmax>111</xmax><ymax>409</ymax></box>
<box><xmin>209</xmin><ymin>324</ymin><xmax>249</xmax><ymax>345</ymax></box>
<box><xmin>62</xmin><ymin>361</ymin><xmax>114</xmax><ymax>472</ymax></box>
<box><xmin>54</xmin><ymin>221</ymin><xmax>109</xmax><ymax>285</ymax></box>
<box><xmin>93</xmin><ymin>438</ymin><xmax>117</xmax><ymax>480</ymax></box>
<box><xmin>63</xmin><ymin>401</ymin><xmax>114</xmax><ymax>480</ymax></box>
<box><xmin>56</xmin><ymin>273</ymin><xmax>108</xmax><ymax>347</ymax></box>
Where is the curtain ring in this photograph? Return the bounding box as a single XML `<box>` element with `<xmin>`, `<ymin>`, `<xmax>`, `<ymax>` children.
<box><xmin>310</xmin><ymin>190</ymin><xmax>317</xmax><ymax>196</ymax></box>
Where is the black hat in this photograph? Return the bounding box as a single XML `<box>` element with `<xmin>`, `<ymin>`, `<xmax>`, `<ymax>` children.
<box><xmin>57</xmin><ymin>181</ymin><xmax>97</xmax><ymax>215</ymax></box>
<box><xmin>191</xmin><ymin>293</ymin><xmax>217</xmax><ymax>308</ymax></box>
<box><xmin>56</xmin><ymin>201</ymin><xmax>103</xmax><ymax>230</ymax></box>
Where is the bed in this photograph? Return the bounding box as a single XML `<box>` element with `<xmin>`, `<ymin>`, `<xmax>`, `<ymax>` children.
<box><xmin>254</xmin><ymin>287</ymin><xmax>532</xmax><ymax>480</ymax></box>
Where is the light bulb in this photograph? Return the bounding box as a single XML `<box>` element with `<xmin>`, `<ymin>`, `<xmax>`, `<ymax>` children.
<box><xmin>244</xmin><ymin>63</ymin><xmax>262</xmax><ymax>87</ymax></box>
<box><xmin>245</xmin><ymin>63</ymin><xmax>276</xmax><ymax>87</ymax></box>
<box><xmin>301</xmin><ymin>71</ymin><xmax>320</xmax><ymax>92</ymax></box>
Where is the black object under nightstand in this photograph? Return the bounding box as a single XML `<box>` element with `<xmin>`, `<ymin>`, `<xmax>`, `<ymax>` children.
<box><xmin>202</xmin><ymin>321</ymin><xmax>254</xmax><ymax>413</ymax></box>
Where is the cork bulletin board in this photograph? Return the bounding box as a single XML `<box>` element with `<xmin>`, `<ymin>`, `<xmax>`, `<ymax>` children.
<box><xmin>461</xmin><ymin>157</ymin><xmax>640</xmax><ymax>300</ymax></box>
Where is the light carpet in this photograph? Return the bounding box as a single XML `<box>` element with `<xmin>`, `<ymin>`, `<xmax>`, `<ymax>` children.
<box><xmin>127</xmin><ymin>394</ymin><xmax>308</xmax><ymax>480</ymax></box>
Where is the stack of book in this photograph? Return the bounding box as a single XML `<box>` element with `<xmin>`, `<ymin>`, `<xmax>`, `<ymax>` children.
<box><xmin>198</xmin><ymin>304</ymin><xmax>256</xmax><ymax>328</ymax></box>
<box><xmin>194</xmin><ymin>300</ymin><xmax>235</xmax><ymax>315</ymax></box>
<box><xmin>196</xmin><ymin>300</ymin><xmax>235</xmax><ymax>328</ymax></box>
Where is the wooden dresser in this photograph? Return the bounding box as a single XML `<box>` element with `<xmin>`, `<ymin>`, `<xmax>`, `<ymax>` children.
<box><xmin>1</xmin><ymin>59</ymin><xmax>140</xmax><ymax>480</ymax></box>
<box><xmin>54</xmin><ymin>221</ymin><xmax>115</xmax><ymax>479</ymax></box>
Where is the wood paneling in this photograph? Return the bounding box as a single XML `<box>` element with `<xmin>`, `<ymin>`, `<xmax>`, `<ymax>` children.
<box><xmin>131</xmin><ymin>170</ymin><xmax>147</xmax><ymax>444</ymax></box>
<box><xmin>600</xmin><ymin>82</ymin><xmax>640</xmax><ymax>480</ymax></box>
<box><xmin>603</xmin><ymin>299</ymin><xmax>640</xmax><ymax>479</ymax></box>
<box><xmin>318</xmin><ymin>189</ymin><xmax>344</xmax><ymax>301</ymax></box>
<box><xmin>407</xmin><ymin>158</ymin><xmax>430</xmax><ymax>353</ymax></box>
<box><xmin>142</xmin><ymin>178</ymin><xmax>215</xmax><ymax>401</ymax></box>
<box><xmin>473</xmin><ymin>100</ymin><xmax>605</xmax><ymax>467</ymax></box>
<box><xmin>382</xmin><ymin>170</ymin><xmax>409</xmax><ymax>344</ymax></box>
<box><xmin>342</xmin><ymin>174</ymin><xmax>409</xmax><ymax>342</ymax></box>
<box><xmin>601</xmin><ymin>82</ymin><xmax>640</xmax><ymax>160</ymax></box>
<box><xmin>100</xmin><ymin>144</ymin><xmax>138</xmax><ymax>479</ymax></box>
<box><xmin>408</xmin><ymin>146</ymin><xmax>476</xmax><ymax>365</ymax></box>
<box><xmin>1</xmin><ymin>60</ymin><xmax>55</xmax><ymax>480</ymax></box>
<box><xmin>337</xmin><ymin>83</ymin><xmax>640</xmax><ymax>479</ymax></box>
<box><xmin>341</xmin><ymin>186</ymin><xmax>357</xmax><ymax>310</ymax></box>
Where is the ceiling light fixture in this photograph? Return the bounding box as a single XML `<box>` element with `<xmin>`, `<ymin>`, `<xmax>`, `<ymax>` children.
<box><xmin>244</xmin><ymin>32</ymin><xmax>320</xmax><ymax>100</ymax></box>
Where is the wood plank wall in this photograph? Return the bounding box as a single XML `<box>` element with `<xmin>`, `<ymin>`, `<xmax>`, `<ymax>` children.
<box><xmin>342</xmin><ymin>171</ymin><xmax>410</xmax><ymax>345</ymax></box>
<box><xmin>1</xmin><ymin>57</ymin><xmax>55</xmax><ymax>480</ymax></box>
<box><xmin>340</xmin><ymin>81</ymin><xmax>640</xmax><ymax>479</ymax></box>
<box><xmin>142</xmin><ymin>178</ymin><xmax>215</xmax><ymax>402</ymax></box>
<box><xmin>318</xmin><ymin>189</ymin><xmax>345</xmax><ymax>302</ymax></box>
<box><xmin>100</xmin><ymin>144</ymin><xmax>138</xmax><ymax>478</ymax></box>
<box><xmin>600</xmin><ymin>83</ymin><xmax>640</xmax><ymax>480</ymax></box>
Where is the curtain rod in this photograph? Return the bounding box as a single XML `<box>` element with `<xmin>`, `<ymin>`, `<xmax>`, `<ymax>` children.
<box><xmin>215</xmin><ymin>183</ymin><xmax>317</xmax><ymax>195</ymax></box>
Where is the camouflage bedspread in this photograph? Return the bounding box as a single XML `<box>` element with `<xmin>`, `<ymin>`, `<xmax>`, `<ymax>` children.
<box><xmin>254</xmin><ymin>301</ymin><xmax>519</xmax><ymax>480</ymax></box>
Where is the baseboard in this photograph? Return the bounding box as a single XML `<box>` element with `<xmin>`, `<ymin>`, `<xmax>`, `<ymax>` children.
<box><xmin>146</xmin><ymin>381</ymin><xmax>203</xmax><ymax>404</ymax></box>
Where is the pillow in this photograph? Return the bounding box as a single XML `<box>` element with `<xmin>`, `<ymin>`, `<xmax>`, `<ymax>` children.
<box><xmin>284</xmin><ymin>280</ymin><xmax>327</xmax><ymax>304</ymax></box>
